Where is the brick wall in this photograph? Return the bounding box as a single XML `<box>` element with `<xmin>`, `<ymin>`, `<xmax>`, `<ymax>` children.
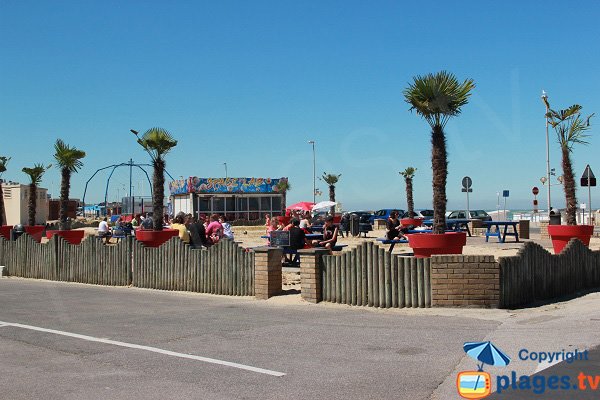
<box><xmin>430</xmin><ymin>255</ymin><xmax>499</xmax><ymax>308</ymax></box>
<box><xmin>254</xmin><ymin>247</ymin><xmax>283</xmax><ymax>300</ymax></box>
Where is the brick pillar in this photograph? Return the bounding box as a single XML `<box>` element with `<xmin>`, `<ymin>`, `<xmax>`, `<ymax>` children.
<box><xmin>430</xmin><ymin>255</ymin><xmax>500</xmax><ymax>308</ymax></box>
<box><xmin>253</xmin><ymin>247</ymin><xmax>283</xmax><ymax>300</ymax></box>
<box><xmin>540</xmin><ymin>221</ymin><xmax>549</xmax><ymax>239</ymax></box>
<box><xmin>298</xmin><ymin>248</ymin><xmax>328</xmax><ymax>303</ymax></box>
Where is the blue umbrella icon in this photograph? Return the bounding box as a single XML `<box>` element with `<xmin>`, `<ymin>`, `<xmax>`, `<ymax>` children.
<box><xmin>463</xmin><ymin>341</ymin><xmax>511</xmax><ymax>371</ymax></box>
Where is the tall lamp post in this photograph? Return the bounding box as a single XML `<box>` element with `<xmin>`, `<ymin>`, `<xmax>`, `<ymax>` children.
<box><xmin>308</xmin><ymin>140</ymin><xmax>316</xmax><ymax>203</ymax></box>
<box><xmin>542</xmin><ymin>90</ymin><xmax>552</xmax><ymax>219</ymax></box>
<box><xmin>223</xmin><ymin>162</ymin><xmax>228</xmax><ymax>179</ymax></box>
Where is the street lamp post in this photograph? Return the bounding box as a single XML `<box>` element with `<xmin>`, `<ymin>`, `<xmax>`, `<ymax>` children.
<box><xmin>542</xmin><ymin>90</ymin><xmax>552</xmax><ymax>219</ymax></box>
<box><xmin>308</xmin><ymin>140</ymin><xmax>316</xmax><ymax>203</ymax></box>
<box><xmin>223</xmin><ymin>163</ymin><xmax>228</xmax><ymax>179</ymax></box>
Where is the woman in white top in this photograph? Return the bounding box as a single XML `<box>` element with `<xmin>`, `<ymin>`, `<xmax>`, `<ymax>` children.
<box><xmin>299</xmin><ymin>211</ymin><xmax>312</xmax><ymax>231</ymax></box>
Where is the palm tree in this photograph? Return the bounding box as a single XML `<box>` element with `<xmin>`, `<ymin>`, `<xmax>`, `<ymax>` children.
<box><xmin>545</xmin><ymin>103</ymin><xmax>594</xmax><ymax>225</ymax></box>
<box><xmin>399</xmin><ymin>167</ymin><xmax>417</xmax><ymax>217</ymax></box>
<box><xmin>0</xmin><ymin>156</ymin><xmax>10</xmax><ymax>226</ymax></box>
<box><xmin>404</xmin><ymin>71</ymin><xmax>475</xmax><ymax>234</ymax></box>
<box><xmin>275</xmin><ymin>179</ymin><xmax>291</xmax><ymax>215</ymax></box>
<box><xmin>22</xmin><ymin>164</ymin><xmax>52</xmax><ymax>226</ymax></box>
<box><xmin>53</xmin><ymin>139</ymin><xmax>86</xmax><ymax>230</ymax></box>
<box><xmin>132</xmin><ymin>128</ymin><xmax>177</xmax><ymax>231</ymax></box>
<box><xmin>321</xmin><ymin>172</ymin><xmax>341</xmax><ymax>215</ymax></box>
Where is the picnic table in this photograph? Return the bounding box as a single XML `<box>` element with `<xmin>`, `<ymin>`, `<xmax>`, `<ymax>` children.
<box><xmin>422</xmin><ymin>219</ymin><xmax>472</xmax><ymax>237</ymax></box>
<box><xmin>483</xmin><ymin>221</ymin><xmax>520</xmax><ymax>243</ymax></box>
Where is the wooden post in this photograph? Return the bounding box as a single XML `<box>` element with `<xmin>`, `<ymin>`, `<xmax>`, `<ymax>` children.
<box><xmin>253</xmin><ymin>247</ymin><xmax>283</xmax><ymax>300</ymax></box>
<box><xmin>298</xmin><ymin>248</ymin><xmax>328</xmax><ymax>303</ymax></box>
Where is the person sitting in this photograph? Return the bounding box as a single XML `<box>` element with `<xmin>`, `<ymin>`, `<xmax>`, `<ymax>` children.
<box><xmin>219</xmin><ymin>216</ymin><xmax>234</xmax><ymax>240</ymax></box>
<box><xmin>170</xmin><ymin>213</ymin><xmax>190</xmax><ymax>244</ymax></box>
<box><xmin>141</xmin><ymin>213</ymin><xmax>154</xmax><ymax>230</ymax></box>
<box><xmin>266</xmin><ymin>218</ymin><xmax>280</xmax><ymax>245</ymax></box>
<box><xmin>386</xmin><ymin>210</ymin><xmax>408</xmax><ymax>240</ymax></box>
<box><xmin>313</xmin><ymin>216</ymin><xmax>339</xmax><ymax>252</ymax></box>
<box><xmin>264</xmin><ymin>213</ymin><xmax>271</xmax><ymax>234</ymax></box>
<box><xmin>186</xmin><ymin>214</ymin><xmax>208</xmax><ymax>249</ymax></box>
<box><xmin>285</xmin><ymin>218</ymin><xmax>311</xmax><ymax>266</ymax></box>
<box><xmin>97</xmin><ymin>217</ymin><xmax>111</xmax><ymax>244</ymax></box>
<box><xmin>131</xmin><ymin>214</ymin><xmax>142</xmax><ymax>228</ymax></box>
<box><xmin>299</xmin><ymin>211</ymin><xmax>312</xmax><ymax>233</ymax></box>
<box><xmin>205</xmin><ymin>214</ymin><xmax>224</xmax><ymax>245</ymax></box>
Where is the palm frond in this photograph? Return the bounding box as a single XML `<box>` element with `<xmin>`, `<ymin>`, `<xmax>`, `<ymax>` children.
<box><xmin>403</xmin><ymin>71</ymin><xmax>475</xmax><ymax>128</ymax></box>
<box><xmin>22</xmin><ymin>163</ymin><xmax>52</xmax><ymax>186</ymax></box>
<box><xmin>546</xmin><ymin>104</ymin><xmax>594</xmax><ymax>152</ymax></box>
<box><xmin>399</xmin><ymin>167</ymin><xmax>417</xmax><ymax>179</ymax></box>
<box><xmin>54</xmin><ymin>139</ymin><xmax>86</xmax><ymax>172</ymax></box>
<box><xmin>0</xmin><ymin>156</ymin><xmax>10</xmax><ymax>174</ymax></box>
<box><xmin>321</xmin><ymin>173</ymin><xmax>341</xmax><ymax>185</ymax></box>
<box><xmin>138</xmin><ymin>127</ymin><xmax>178</xmax><ymax>160</ymax></box>
<box><xmin>276</xmin><ymin>179</ymin><xmax>291</xmax><ymax>192</ymax></box>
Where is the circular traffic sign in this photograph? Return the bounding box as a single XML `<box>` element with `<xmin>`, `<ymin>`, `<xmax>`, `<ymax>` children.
<box><xmin>462</xmin><ymin>176</ymin><xmax>472</xmax><ymax>189</ymax></box>
<box><xmin>532</xmin><ymin>186</ymin><xmax>539</xmax><ymax>195</ymax></box>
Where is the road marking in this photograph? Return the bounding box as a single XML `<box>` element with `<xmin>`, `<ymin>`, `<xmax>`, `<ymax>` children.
<box><xmin>0</xmin><ymin>320</ymin><xmax>285</xmax><ymax>377</ymax></box>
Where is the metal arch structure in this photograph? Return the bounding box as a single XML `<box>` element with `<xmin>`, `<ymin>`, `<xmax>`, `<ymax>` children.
<box><xmin>81</xmin><ymin>159</ymin><xmax>155</xmax><ymax>217</ymax></box>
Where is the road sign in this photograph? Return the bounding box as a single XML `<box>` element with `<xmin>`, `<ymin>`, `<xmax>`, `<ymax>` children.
<box><xmin>502</xmin><ymin>190</ymin><xmax>509</xmax><ymax>197</ymax></box>
<box><xmin>581</xmin><ymin>165</ymin><xmax>596</xmax><ymax>187</ymax></box>
<box><xmin>532</xmin><ymin>186</ymin><xmax>539</xmax><ymax>196</ymax></box>
<box><xmin>462</xmin><ymin>176</ymin><xmax>472</xmax><ymax>189</ymax></box>
<box><xmin>461</xmin><ymin>188</ymin><xmax>473</xmax><ymax>192</ymax></box>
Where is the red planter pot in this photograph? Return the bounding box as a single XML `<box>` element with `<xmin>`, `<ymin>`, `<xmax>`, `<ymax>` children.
<box><xmin>406</xmin><ymin>232</ymin><xmax>467</xmax><ymax>258</ymax></box>
<box><xmin>46</xmin><ymin>230</ymin><xmax>85</xmax><ymax>245</ymax></box>
<box><xmin>135</xmin><ymin>229</ymin><xmax>179</xmax><ymax>247</ymax></box>
<box><xmin>0</xmin><ymin>225</ymin><xmax>12</xmax><ymax>240</ymax></box>
<box><xmin>547</xmin><ymin>225</ymin><xmax>594</xmax><ymax>254</ymax></box>
<box><xmin>24</xmin><ymin>225</ymin><xmax>45</xmax><ymax>243</ymax></box>
<box><xmin>401</xmin><ymin>218</ymin><xmax>423</xmax><ymax>227</ymax></box>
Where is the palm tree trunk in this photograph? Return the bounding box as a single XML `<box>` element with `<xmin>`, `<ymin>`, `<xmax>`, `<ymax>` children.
<box><xmin>329</xmin><ymin>184</ymin><xmax>336</xmax><ymax>216</ymax></box>
<box><xmin>28</xmin><ymin>183</ymin><xmax>37</xmax><ymax>226</ymax></box>
<box><xmin>59</xmin><ymin>168</ymin><xmax>71</xmax><ymax>230</ymax></box>
<box><xmin>406</xmin><ymin>178</ymin><xmax>414</xmax><ymax>217</ymax></box>
<box><xmin>431</xmin><ymin>125</ymin><xmax>448</xmax><ymax>234</ymax></box>
<box><xmin>561</xmin><ymin>146</ymin><xmax>577</xmax><ymax>225</ymax></box>
<box><xmin>0</xmin><ymin>184</ymin><xmax>5</xmax><ymax>226</ymax></box>
<box><xmin>153</xmin><ymin>157</ymin><xmax>165</xmax><ymax>231</ymax></box>
<box><xmin>281</xmin><ymin>191</ymin><xmax>286</xmax><ymax>215</ymax></box>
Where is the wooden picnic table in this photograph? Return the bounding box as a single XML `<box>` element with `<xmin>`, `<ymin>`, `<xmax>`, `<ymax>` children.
<box><xmin>483</xmin><ymin>221</ymin><xmax>519</xmax><ymax>243</ymax></box>
<box><xmin>422</xmin><ymin>219</ymin><xmax>472</xmax><ymax>236</ymax></box>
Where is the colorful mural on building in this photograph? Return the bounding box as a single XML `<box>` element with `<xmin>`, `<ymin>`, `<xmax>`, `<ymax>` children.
<box><xmin>169</xmin><ymin>177</ymin><xmax>287</xmax><ymax>195</ymax></box>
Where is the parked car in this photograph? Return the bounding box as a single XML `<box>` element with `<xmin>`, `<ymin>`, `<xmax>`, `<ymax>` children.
<box><xmin>369</xmin><ymin>209</ymin><xmax>405</xmax><ymax>224</ymax></box>
<box><xmin>447</xmin><ymin>210</ymin><xmax>492</xmax><ymax>221</ymax></box>
<box><xmin>401</xmin><ymin>209</ymin><xmax>434</xmax><ymax>220</ymax></box>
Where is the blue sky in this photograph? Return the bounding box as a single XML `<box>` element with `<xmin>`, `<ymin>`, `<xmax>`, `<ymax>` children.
<box><xmin>1</xmin><ymin>0</ymin><xmax>599</xmax><ymax>211</ymax></box>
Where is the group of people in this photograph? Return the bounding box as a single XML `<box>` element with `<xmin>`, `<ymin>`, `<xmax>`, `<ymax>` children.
<box><xmin>264</xmin><ymin>213</ymin><xmax>339</xmax><ymax>252</ymax></box>
<box><xmin>98</xmin><ymin>212</ymin><xmax>234</xmax><ymax>248</ymax></box>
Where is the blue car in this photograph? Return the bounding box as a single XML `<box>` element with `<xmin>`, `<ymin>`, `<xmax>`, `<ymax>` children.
<box><xmin>369</xmin><ymin>209</ymin><xmax>405</xmax><ymax>224</ymax></box>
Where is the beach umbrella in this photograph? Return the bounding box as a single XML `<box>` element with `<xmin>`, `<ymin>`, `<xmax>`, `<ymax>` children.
<box><xmin>463</xmin><ymin>341</ymin><xmax>511</xmax><ymax>369</ymax></box>
<box><xmin>312</xmin><ymin>200</ymin><xmax>337</xmax><ymax>211</ymax></box>
<box><xmin>286</xmin><ymin>201</ymin><xmax>315</xmax><ymax>211</ymax></box>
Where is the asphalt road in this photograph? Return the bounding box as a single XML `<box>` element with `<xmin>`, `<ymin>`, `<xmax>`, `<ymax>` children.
<box><xmin>0</xmin><ymin>279</ymin><xmax>500</xmax><ymax>400</ymax></box>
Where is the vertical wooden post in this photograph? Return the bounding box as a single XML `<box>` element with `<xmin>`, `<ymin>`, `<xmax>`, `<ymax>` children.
<box><xmin>253</xmin><ymin>247</ymin><xmax>283</xmax><ymax>300</ymax></box>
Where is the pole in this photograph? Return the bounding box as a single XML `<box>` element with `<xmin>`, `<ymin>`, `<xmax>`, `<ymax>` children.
<box><xmin>496</xmin><ymin>192</ymin><xmax>500</xmax><ymax>220</ymax></box>
<box><xmin>466</xmin><ymin>190</ymin><xmax>470</xmax><ymax>220</ymax></box>
<box><xmin>589</xmin><ymin>175</ymin><xmax>592</xmax><ymax>225</ymax></box>
<box><xmin>224</xmin><ymin>163</ymin><xmax>228</xmax><ymax>179</ymax></box>
<box><xmin>309</xmin><ymin>140</ymin><xmax>316</xmax><ymax>203</ymax></box>
<box><xmin>543</xmin><ymin>91</ymin><xmax>552</xmax><ymax>220</ymax></box>
<box><xmin>504</xmin><ymin>196</ymin><xmax>507</xmax><ymax>221</ymax></box>
<box><xmin>129</xmin><ymin>158</ymin><xmax>133</xmax><ymax>215</ymax></box>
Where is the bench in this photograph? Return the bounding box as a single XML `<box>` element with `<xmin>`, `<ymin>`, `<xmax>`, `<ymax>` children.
<box><xmin>376</xmin><ymin>238</ymin><xmax>409</xmax><ymax>252</ymax></box>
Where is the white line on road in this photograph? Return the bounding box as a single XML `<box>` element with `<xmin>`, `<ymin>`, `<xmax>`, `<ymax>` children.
<box><xmin>0</xmin><ymin>320</ymin><xmax>285</xmax><ymax>377</ymax></box>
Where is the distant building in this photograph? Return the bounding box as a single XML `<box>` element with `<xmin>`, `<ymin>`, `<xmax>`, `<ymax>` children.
<box><xmin>48</xmin><ymin>199</ymin><xmax>79</xmax><ymax>220</ymax></box>
<box><xmin>169</xmin><ymin>177</ymin><xmax>288</xmax><ymax>220</ymax></box>
<box><xmin>1</xmin><ymin>182</ymin><xmax>48</xmax><ymax>225</ymax></box>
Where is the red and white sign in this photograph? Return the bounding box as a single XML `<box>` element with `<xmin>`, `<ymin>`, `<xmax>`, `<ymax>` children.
<box><xmin>532</xmin><ymin>186</ymin><xmax>539</xmax><ymax>196</ymax></box>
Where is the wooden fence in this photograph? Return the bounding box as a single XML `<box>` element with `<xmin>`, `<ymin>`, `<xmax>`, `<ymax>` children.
<box><xmin>0</xmin><ymin>234</ymin><xmax>254</xmax><ymax>296</ymax></box>
<box><xmin>321</xmin><ymin>242</ymin><xmax>431</xmax><ymax>308</ymax></box>
<box><xmin>499</xmin><ymin>240</ymin><xmax>600</xmax><ymax>308</ymax></box>
<box><xmin>0</xmin><ymin>234</ymin><xmax>129</xmax><ymax>285</ymax></box>
<box><xmin>133</xmin><ymin>237</ymin><xmax>254</xmax><ymax>295</ymax></box>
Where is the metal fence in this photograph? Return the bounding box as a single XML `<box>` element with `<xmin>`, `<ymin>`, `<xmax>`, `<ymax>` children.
<box><xmin>0</xmin><ymin>234</ymin><xmax>254</xmax><ymax>296</ymax></box>
<box><xmin>321</xmin><ymin>242</ymin><xmax>431</xmax><ymax>308</ymax></box>
<box><xmin>499</xmin><ymin>240</ymin><xmax>600</xmax><ymax>308</ymax></box>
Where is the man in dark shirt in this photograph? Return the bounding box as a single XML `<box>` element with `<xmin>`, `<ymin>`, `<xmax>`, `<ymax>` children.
<box><xmin>187</xmin><ymin>214</ymin><xmax>209</xmax><ymax>249</ymax></box>
<box><xmin>288</xmin><ymin>218</ymin><xmax>309</xmax><ymax>250</ymax></box>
